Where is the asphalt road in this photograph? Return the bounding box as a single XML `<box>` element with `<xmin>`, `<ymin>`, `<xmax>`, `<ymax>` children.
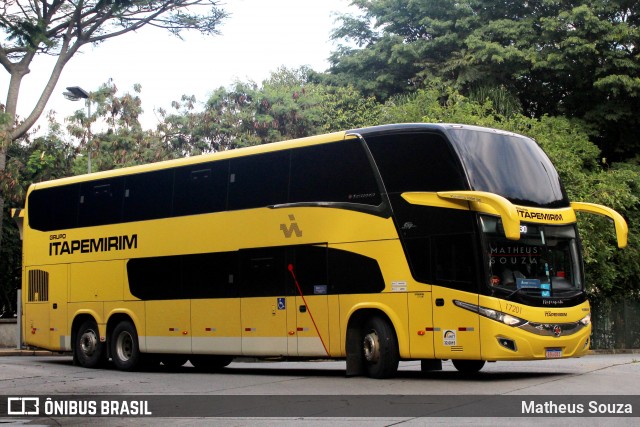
<box><xmin>0</xmin><ymin>353</ymin><xmax>638</xmax><ymax>426</ymax></box>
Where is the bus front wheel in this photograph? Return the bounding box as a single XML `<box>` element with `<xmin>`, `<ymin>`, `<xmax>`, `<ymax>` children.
<box><xmin>452</xmin><ymin>359</ymin><xmax>485</xmax><ymax>373</ymax></box>
<box><xmin>110</xmin><ymin>321</ymin><xmax>141</xmax><ymax>371</ymax></box>
<box><xmin>361</xmin><ymin>316</ymin><xmax>399</xmax><ymax>379</ymax></box>
<box><xmin>75</xmin><ymin>319</ymin><xmax>106</xmax><ymax>368</ymax></box>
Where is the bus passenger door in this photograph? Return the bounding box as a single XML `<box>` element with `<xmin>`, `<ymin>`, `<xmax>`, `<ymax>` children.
<box><xmin>431</xmin><ymin>234</ymin><xmax>481</xmax><ymax>360</ymax></box>
<box><xmin>240</xmin><ymin>248</ymin><xmax>289</xmax><ymax>356</ymax></box>
<box><xmin>188</xmin><ymin>252</ymin><xmax>241</xmax><ymax>356</ymax></box>
<box><xmin>289</xmin><ymin>245</ymin><xmax>330</xmax><ymax>357</ymax></box>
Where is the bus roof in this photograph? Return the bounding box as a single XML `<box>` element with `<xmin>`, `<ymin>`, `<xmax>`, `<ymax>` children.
<box><xmin>29</xmin><ymin>130</ymin><xmax>349</xmax><ymax>190</ymax></box>
<box><xmin>28</xmin><ymin>123</ymin><xmax>530</xmax><ymax>191</ymax></box>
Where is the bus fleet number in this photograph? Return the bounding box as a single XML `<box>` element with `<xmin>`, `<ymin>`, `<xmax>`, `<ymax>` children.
<box><xmin>505</xmin><ymin>303</ymin><xmax>522</xmax><ymax>314</ymax></box>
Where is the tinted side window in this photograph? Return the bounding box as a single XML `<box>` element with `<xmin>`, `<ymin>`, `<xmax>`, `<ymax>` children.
<box><xmin>289</xmin><ymin>246</ymin><xmax>328</xmax><ymax>295</ymax></box>
<box><xmin>123</xmin><ymin>170</ymin><xmax>174</xmax><ymax>222</ymax></box>
<box><xmin>240</xmin><ymin>247</ymin><xmax>287</xmax><ymax>297</ymax></box>
<box><xmin>183</xmin><ymin>252</ymin><xmax>238</xmax><ymax>298</ymax></box>
<box><xmin>126</xmin><ymin>245</ymin><xmax>386</xmax><ymax>300</ymax></box>
<box><xmin>127</xmin><ymin>255</ymin><xmax>183</xmax><ymax>300</ymax></box>
<box><xmin>127</xmin><ymin>251</ymin><xmax>238</xmax><ymax>300</ymax></box>
<box><xmin>174</xmin><ymin>161</ymin><xmax>229</xmax><ymax>216</ymax></box>
<box><xmin>328</xmin><ymin>248</ymin><xmax>385</xmax><ymax>294</ymax></box>
<box><xmin>365</xmin><ymin>132</ymin><xmax>467</xmax><ymax>193</ymax></box>
<box><xmin>28</xmin><ymin>184</ymin><xmax>80</xmax><ymax>231</ymax></box>
<box><xmin>78</xmin><ymin>178</ymin><xmax>125</xmax><ymax>227</ymax></box>
<box><xmin>403</xmin><ymin>237</ymin><xmax>431</xmax><ymax>283</ymax></box>
<box><xmin>433</xmin><ymin>233</ymin><xmax>477</xmax><ymax>290</ymax></box>
<box><xmin>290</xmin><ymin>140</ymin><xmax>381</xmax><ymax>205</ymax></box>
<box><xmin>228</xmin><ymin>151</ymin><xmax>290</xmax><ymax>210</ymax></box>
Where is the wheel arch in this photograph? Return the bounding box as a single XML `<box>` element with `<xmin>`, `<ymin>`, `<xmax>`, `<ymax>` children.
<box><xmin>344</xmin><ymin>305</ymin><xmax>404</xmax><ymax>376</ymax></box>
<box><xmin>71</xmin><ymin>313</ymin><xmax>104</xmax><ymax>367</ymax></box>
<box><xmin>71</xmin><ymin>312</ymin><xmax>103</xmax><ymax>347</ymax></box>
<box><xmin>106</xmin><ymin>312</ymin><xmax>138</xmax><ymax>350</ymax></box>
<box><xmin>105</xmin><ymin>306</ymin><xmax>145</xmax><ymax>347</ymax></box>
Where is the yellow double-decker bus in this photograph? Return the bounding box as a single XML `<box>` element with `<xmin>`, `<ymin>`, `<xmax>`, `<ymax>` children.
<box><xmin>15</xmin><ymin>123</ymin><xmax>627</xmax><ymax>378</ymax></box>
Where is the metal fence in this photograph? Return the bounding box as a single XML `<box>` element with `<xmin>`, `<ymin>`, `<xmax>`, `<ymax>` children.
<box><xmin>590</xmin><ymin>297</ymin><xmax>640</xmax><ymax>350</ymax></box>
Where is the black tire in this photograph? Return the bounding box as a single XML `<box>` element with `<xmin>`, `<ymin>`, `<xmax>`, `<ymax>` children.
<box><xmin>160</xmin><ymin>355</ymin><xmax>189</xmax><ymax>369</ymax></box>
<box><xmin>452</xmin><ymin>359</ymin><xmax>485</xmax><ymax>373</ymax></box>
<box><xmin>190</xmin><ymin>355</ymin><xmax>233</xmax><ymax>372</ymax></box>
<box><xmin>110</xmin><ymin>321</ymin><xmax>142</xmax><ymax>371</ymax></box>
<box><xmin>361</xmin><ymin>316</ymin><xmax>399</xmax><ymax>379</ymax></box>
<box><xmin>75</xmin><ymin>319</ymin><xmax>106</xmax><ymax>368</ymax></box>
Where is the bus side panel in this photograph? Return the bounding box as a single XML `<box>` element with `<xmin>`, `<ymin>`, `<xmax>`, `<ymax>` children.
<box><xmin>241</xmin><ymin>296</ymin><xmax>288</xmax><ymax>356</ymax></box>
<box><xmin>24</xmin><ymin>264</ymin><xmax>69</xmax><ymax>351</ymax></box>
<box><xmin>191</xmin><ymin>298</ymin><xmax>241</xmax><ymax>355</ymax></box>
<box><xmin>432</xmin><ymin>287</ymin><xmax>481</xmax><ymax>360</ymax></box>
<box><xmin>408</xmin><ymin>291</ymin><xmax>435</xmax><ymax>359</ymax></box>
<box><xmin>327</xmin><ymin>295</ymin><xmax>342</xmax><ymax>356</ymax></box>
<box><xmin>145</xmin><ymin>300</ymin><xmax>191</xmax><ymax>353</ymax></box>
<box><xmin>69</xmin><ymin>261</ymin><xmax>124</xmax><ymax>303</ymax></box>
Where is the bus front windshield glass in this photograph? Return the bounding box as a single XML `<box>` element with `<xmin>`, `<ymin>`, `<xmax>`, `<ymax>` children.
<box><xmin>480</xmin><ymin>215</ymin><xmax>583</xmax><ymax>297</ymax></box>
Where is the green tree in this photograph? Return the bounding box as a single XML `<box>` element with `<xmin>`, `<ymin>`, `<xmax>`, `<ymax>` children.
<box><xmin>157</xmin><ymin>67</ymin><xmax>381</xmax><ymax>151</ymax></box>
<box><xmin>0</xmin><ymin>0</ymin><xmax>228</xmax><ymax>282</ymax></box>
<box><xmin>328</xmin><ymin>0</ymin><xmax>640</xmax><ymax>159</ymax></box>
<box><xmin>65</xmin><ymin>80</ymin><xmax>170</xmax><ymax>172</ymax></box>
<box><xmin>1</xmin><ymin>114</ymin><xmax>76</xmax><ymax>313</ymax></box>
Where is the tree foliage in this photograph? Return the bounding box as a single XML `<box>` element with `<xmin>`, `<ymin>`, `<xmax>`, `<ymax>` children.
<box><xmin>157</xmin><ymin>67</ymin><xmax>381</xmax><ymax>151</ymax></box>
<box><xmin>327</xmin><ymin>0</ymin><xmax>640</xmax><ymax>160</ymax></box>
<box><xmin>1</xmin><ymin>0</ymin><xmax>227</xmax><ymax>141</ymax></box>
<box><xmin>0</xmin><ymin>1</ymin><xmax>228</xmax><ymax>301</ymax></box>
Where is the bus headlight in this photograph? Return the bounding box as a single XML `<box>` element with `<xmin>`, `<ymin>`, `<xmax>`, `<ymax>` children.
<box><xmin>454</xmin><ymin>300</ymin><xmax>528</xmax><ymax>327</ymax></box>
<box><xmin>579</xmin><ymin>313</ymin><xmax>591</xmax><ymax>326</ymax></box>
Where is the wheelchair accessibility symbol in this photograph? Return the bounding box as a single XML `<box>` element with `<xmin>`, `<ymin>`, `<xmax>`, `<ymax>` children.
<box><xmin>277</xmin><ymin>297</ymin><xmax>286</xmax><ymax>310</ymax></box>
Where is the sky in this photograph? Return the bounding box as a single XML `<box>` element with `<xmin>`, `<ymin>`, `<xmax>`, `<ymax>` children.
<box><xmin>3</xmin><ymin>0</ymin><xmax>356</xmax><ymax>130</ymax></box>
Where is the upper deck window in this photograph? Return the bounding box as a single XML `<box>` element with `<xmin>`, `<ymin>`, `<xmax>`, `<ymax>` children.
<box><xmin>364</xmin><ymin>132</ymin><xmax>466</xmax><ymax>194</ymax></box>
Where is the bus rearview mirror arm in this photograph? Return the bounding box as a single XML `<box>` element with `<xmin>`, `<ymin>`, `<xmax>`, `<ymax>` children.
<box><xmin>401</xmin><ymin>191</ymin><xmax>521</xmax><ymax>240</ymax></box>
<box><xmin>570</xmin><ymin>202</ymin><xmax>628</xmax><ymax>249</ymax></box>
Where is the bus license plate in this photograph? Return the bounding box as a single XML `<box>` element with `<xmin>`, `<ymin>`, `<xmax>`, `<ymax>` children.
<box><xmin>545</xmin><ymin>348</ymin><xmax>562</xmax><ymax>359</ymax></box>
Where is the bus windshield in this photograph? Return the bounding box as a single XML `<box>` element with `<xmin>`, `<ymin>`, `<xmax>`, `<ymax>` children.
<box><xmin>448</xmin><ymin>128</ymin><xmax>569</xmax><ymax>208</ymax></box>
<box><xmin>481</xmin><ymin>215</ymin><xmax>583</xmax><ymax>298</ymax></box>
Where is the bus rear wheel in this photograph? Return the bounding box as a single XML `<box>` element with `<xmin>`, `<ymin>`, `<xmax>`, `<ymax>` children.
<box><xmin>361</xmin><ymin>316</ymin><xmax>399</xmax><ymax>379</ymax></box>
<box><xmin>110</xmin><ymin>321</ymin><xmax>141</xmax><ymax>371</ymax></box>
<box><xmin>452</xmin><ymin>359</ymin><xmax>485</xmax><ymax>373</ymax></box>
<box><xmin>75</xmin><ymin>319</ymin><xmax>105</xmax><ymax>368</ymax></box>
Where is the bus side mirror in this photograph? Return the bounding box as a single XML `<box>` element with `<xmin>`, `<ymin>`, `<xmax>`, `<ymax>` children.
<box><xmin>437</xmin><ymin>191</ymin><xmax>521</xmax><ymax>240</ymax></box>
<box><xmin>570</xmin><ymin>202</ymin><xmax>628</xmax><ymax>248</ymax></box>
<box><xmin>401</xmin><ymin>191</ymin><xmax>521</xmax><ymax>241</ymax></box>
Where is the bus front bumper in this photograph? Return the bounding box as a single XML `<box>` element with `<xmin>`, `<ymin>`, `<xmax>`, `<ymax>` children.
<box><xmin>480</xmin><ymin>317</ymin><xmax>592</xmax><ymax>361</ymax></box>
